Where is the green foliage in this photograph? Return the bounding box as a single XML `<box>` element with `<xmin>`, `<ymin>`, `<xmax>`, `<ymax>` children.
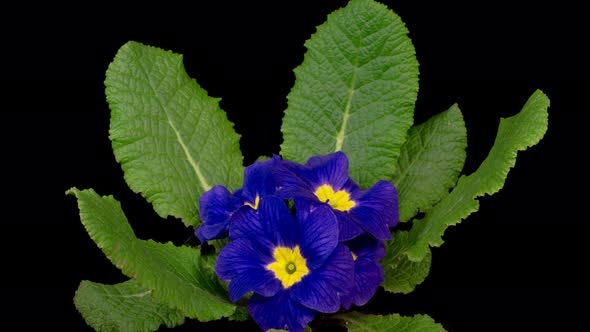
<box><xmin>336</xmin><ymin>312</ymin><xmax>446</xmax><ymax>331</ymax></box>
<box><xmin>106</xmin><ymin>41</ymin><xmax>243</xmax><ymax>227</ymax></box>
<box><xmin>381</xmin><ymin>231</ymin><xmax>432</xmax><ymax>294</ymax></box>
<box><xmin>74</xmin><ymin>280</ymin><xmax>185</xmax><ymax>332</ymax></box>
<box><xmin>66</xmin><ymin>188</ymin><xmax>237</xmax><ymax>321</ymax></box>
<box><xmin>69</xmin><ymin>0</ymin><xmax>550</xmax><ymax>330</ymax></box>
<box><xmin>404</xmin><ymin>90</ymin><xmax>550</xmax><ymax>261</ymax></box>
<box><xmin>393</xmin><ymin>105</ymin><xmax>467</xmax><ymax>223</ymax></box>
<box><xmin>281</xmin><ymin>0</ymin><xmax>418</xmax><ymax>188</ymax></box>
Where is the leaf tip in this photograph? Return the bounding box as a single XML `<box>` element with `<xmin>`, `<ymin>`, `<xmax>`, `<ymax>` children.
<box><xmin>65</xmin><ymin>187</ymin><xmax>79</xmax><ymax>197</ymax></box>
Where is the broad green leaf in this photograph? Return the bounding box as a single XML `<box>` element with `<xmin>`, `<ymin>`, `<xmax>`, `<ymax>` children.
<box><xmin>381</xmin><ymin>231</ymin><xmax>432</xmax><ymax>294</ymax></box>
<box><xmin>336</xmin><ymin>312</ymin><xmax>446</xmax><ymax>332</ymax></box>
<box><xmin>281</xmin><ymin>0</ymin><xmax>418</xmax><ymax>188</ymax></box>
<box><xmin>74</xmin><ymin>279</ymin><xmax>185</xmax><ymax>332</ymax></box>
<box><xmin>66</xmin><ymin>188</ymin><xmax>236</xmax><ymax>321</ymax></box>
<box><xmin>106</xmin><ymin>41</ymin><xmax>243</xmax><ymax>227</ymax></box>
<box><xmin>405</xmin><ymin>90</ymin><xmax>550</xmax><ymax>261</ymax></box>
<box><xmin>393</xmin><ymin>105</ymin><xmax>467</xmax><ymax>222</ymax></box>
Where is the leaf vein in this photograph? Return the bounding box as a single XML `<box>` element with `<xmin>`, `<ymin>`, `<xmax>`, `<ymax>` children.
<box><xmin>135</xmin><ymin>58</ymin><xmax>212</xmax><ymax>192</ymax></box>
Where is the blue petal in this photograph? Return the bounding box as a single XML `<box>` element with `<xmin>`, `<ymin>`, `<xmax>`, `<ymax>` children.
<box><xmin>274</xmin><ymin>159</ymin><xmax>318</xmax><ymax>201</ymax></box>
<box><xmin>290</xmin><ymin>244</ymin><xmax>354</xmax><ymax>313</ymax></box>
<box><xmin>242</xmin><ymin>156</ymin><xmax>280</xmax><ymax>202</ymax></box>
<box><xmin>259</xmin><ymin>196</ymin><xmax>298</xmax><ymax>248</ymax></box>
<box><xmin>197</xmin><ymin>185</ymin><xmax>241</xmax><ymax>242</ymax></box>
<box><xmin>345</xmin><ymin>234</ymin><xmax>386</xmax><ymax>262</ymax></box>
<box><xmin>350</xmin><ymin>180</ymin><xmax>399</xmax><ymax>240</ymax></box>
<box><xmin>199</xmin><ymin>186</ymin><xmax>241</xmax><ymax>223</ymax></box>
<box><xmin>335</xmin><ymin>211</ymin><xmax>364</xmax><ymax>241</ymax></box>
<box><xmin>228</xmin><ymin>205</ymin><xmax>277</xmax><ymax>255</ymax></box>
<box><xmin>342</xmin><ymin>178</ymin><xmax>362</xmax><ymax>196</ymax></box>
<box><xmin>293</xmin><ymin>198</ymin><xmax>312</xmax><ymax>222</ymax></box>
<box><xmin>305</xmin><ymin>151</ymin><xmax>350</xmax><ymax>190</ymax></box>
<box><xmin>215</xmin><ymin>238</ymin><xmax>280</xmax><ymax>301</ymax></box>
<box><xmin>340</xmin><ymin>260</ymin><xmax>384</xmax><ymax>310</ymax></box>
<box><xmin>299</xmin><ymin>204</ymin><xmax>339</xmax><ymax>269</ymax></box>
<box><xmin>297</xmin><ymin>197</ymin><xmax>364</xmax><ymax>242</ymax></box>
<box><xmin>228</xmin><ymin>206</ymin><xmax>261</xmax><ymax>241</ymax></box>
<box><xmin>341</xmin><ymin>235</ymin><xmax>385</xmax><ymax>309</ymax></box>
<box><xmin>195</xmin><ymin>221</ymin><xmax>228</xmax><ymax>244</ymax></box>
<box><xmin>248</xmin><ymin>291</ymin><xmax>316</xmax><ymax>332</ymax></box>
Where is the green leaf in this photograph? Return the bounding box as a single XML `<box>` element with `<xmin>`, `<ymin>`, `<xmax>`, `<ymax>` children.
<box><xmin>66</xmin><ymin>187</ymin><xmax>236</xmax><ymax>321</ymax></box>
<box><xmin>228</xmin><ymin>306</ymin><xmax>250</xmax><ymax>322</ymax></box>
<box><xmin>281</xmin><ymin>0</ymin><xmax>418</xmax><ymax>188</ymax></box>
<box><xmin>106</xmin><ymin>41</ymin><xmax>243</xmax><ymax>227</ymax></box>
<box><xmin>405</xmin><ymin>90</ymin><xmax>550</xmax><ymax>261</ymax></box>
<box><xmin>393</xmin><ymin>105</ymin><xmax>467</xmax><ymax>223</ymax></box>
<box><xmin>74</xmin><ymin>279</ymin><xmax>185</xmax><ymax>332</ymax></box>
<box><xmin>336</xmin><ymin>312</ymin><xmax>446</xmax><ymax>332</ymax></box>
<box><xmin>267</xmin><ymin>328</ymin><xmax>310</xmax><ymax>332</ymax></box>
<box><xmin>381</xmin><ymin>231</ymin><xmax>432</xmax><ymax>294</ymax></box>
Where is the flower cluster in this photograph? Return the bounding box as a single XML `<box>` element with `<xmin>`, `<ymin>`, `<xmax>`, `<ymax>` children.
<box><xmin>196</xmin><ymin>152</ymin><xmax>399</xmax><ymax>332</ymax></box>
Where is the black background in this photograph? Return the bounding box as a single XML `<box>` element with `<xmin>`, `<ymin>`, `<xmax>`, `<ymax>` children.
<box><xmin>4</xmin><ymin>1</ymin><xmax>588</xmax><ymax>331</ymax></box>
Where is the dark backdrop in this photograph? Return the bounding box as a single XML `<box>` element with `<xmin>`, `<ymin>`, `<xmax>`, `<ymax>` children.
<box><xmin>4</xmin><ymin>1</ymin><xmax>587</xmax><ymax>331</ymax></box>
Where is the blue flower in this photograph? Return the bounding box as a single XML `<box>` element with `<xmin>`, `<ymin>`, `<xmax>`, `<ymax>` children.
<box><xmin>195</xmin><ymin>185</ymin><xmax>241</xmax><ymax>243</ymax></box>
<box><xmin>275</xmin><ymin>151</ymin><xmax>399</xmax><ymax>241</ymax></box>
<box><xmin>340</xmin><ymin>234</ymin><xmax>385</xmax><ymax>309</ymax></box>
<box><xmin>215</xmin><ymin>196</ymin><xmax>354</xmax><ymax>332</ymax></box>
<box><xmin>196</xmin><ymin>156</ymin><xmax>279</xmax><ymax>243</ymax></box>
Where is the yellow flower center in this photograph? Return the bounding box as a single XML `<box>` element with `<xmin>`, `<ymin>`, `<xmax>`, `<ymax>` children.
<box><xmin>266</xmin><ymin>246</ymin><xmax>309</xmax><ymax>289</ymax></box>
<box><xmin>314</xmin><ymin>184</ymin><xmax>356</xmax><ymax>211</ymax></box>
<box><xmin>244</xmin><ymin>195</ymin><xmax>260</xmax><ymax>210</ymax></box>
<box><xmin>351</xmin><ymin>251</ymin><xmax>358</xmax><ymax>261</ymax></box>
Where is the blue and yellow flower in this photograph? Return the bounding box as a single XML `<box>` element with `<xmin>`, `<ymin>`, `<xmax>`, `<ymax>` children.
<box><xmin>196</xmin><ymin>156</ymin><xmax>279</xmax><ymax>243</ymax></box>
<box><xmin>275</xmin><ymin>151</ymin><xmax>399</xmax><ymax>241</ymax></box>
<box><xmin>340</xmin><ymin>234</ymin><xmax>385</xmax><ymax>309</ymax></box>
<box><xmin>215</xmin><ymin>196</ymin><xmax>354</xmax><ymax>332</ymax></box>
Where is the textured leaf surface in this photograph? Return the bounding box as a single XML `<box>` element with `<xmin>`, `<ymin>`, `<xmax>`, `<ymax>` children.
<box><xmin>405</xmin><ymin>90</ymin><xmax>550</xmax><ymax>261</ymax></box>
<box><xmin>67</xmin><ymin>188</ymin><xmax>236</xmax><ymax>321</ymax></box>
<box><xmin>337</xmin><ymin>312</ymin><xmax>446</xmax><ymax>332</ymax></box>
<box><xmin>381</xmin><ymin>231</ymin><xmax>431</xmax><ymax>294</ymax></box>
<box><xmin>281</xmin><ymin>0</ymin><xmax>418</xmax><ymax>188</ymax></box>
<box><xmin>74</xmin><ymin>279</ymin><xmax>185</xmax><ymax>332</ymax></box>
<box><xmin>106</xmin><ymin>41</ymin><xmax>243</xmax><ymax>227</ymax></box>
<box><xmin>393</xmin><ymin>105</ymin><xmax>467</xmax><ymax>222</ymax></box>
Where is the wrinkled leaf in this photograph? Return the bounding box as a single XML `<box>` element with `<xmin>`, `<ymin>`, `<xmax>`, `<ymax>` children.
<box><xmin>67</xmin><ymin>188</ymin><xmax>236</xmax><ymax>321</ymax></box>
<box><xmin>336</xmin><ymin>312</ymin><xmax>446</xmax><ymax>331</ymax></box>
<box><xmin>106</xmin><ymin>41</ymin><xmax>243</xmax><ymax>227</ymax></box>
<box><xmin>405</xmin><ymin>90</ymin><xmax>549</xmax><ymax>261</ymax></box>
<box><xmin>74</xmin><ymin>279</ymin><xmax>185</xmax><ymax>332</ymax></box>
<box><xmin>393</xmin><ymin>105</ymin><xmax>467</xmax><ymax>222</ymax></box>
<box><xmin>281</xmin><ymin>0</ymin><xmax>418</xmax><ymax>188</ymax></box>
<box><xmin>382</xmin><ymin>231</ymin><xmax>432</xmax><ymax>294</ymax></box>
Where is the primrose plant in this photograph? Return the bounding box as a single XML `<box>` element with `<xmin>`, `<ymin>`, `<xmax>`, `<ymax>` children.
<box><xmin>68</xmin><ymin>0</ymin><xmax>549</xmax><ymax>331</ymax></box>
